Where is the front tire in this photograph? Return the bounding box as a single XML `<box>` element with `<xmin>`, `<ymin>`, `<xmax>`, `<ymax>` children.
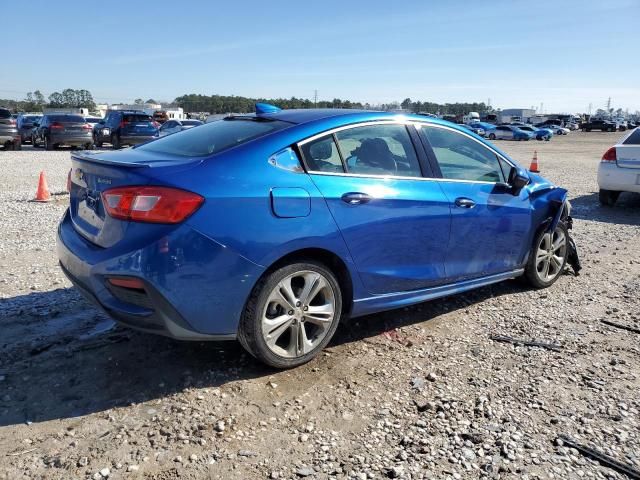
<box><xmin>524</xmin><ymin>222</ymin><xmax>568</xmax><ymax>289</ymax></box>
<box><xmin>111</xmin><ymin>134</ymin><xmax>121</xmax><ymax>149</ymax></box>
<box><xmin>599</xmin><ymin>189</ymin><xmax>620</xmax><ymax>206</ymax></box>
<box><xmin>489</xmin><ymin>133</ymin><xmax>496</xmax><ymax>140</ymax></box>
<box><xmin>238</xmin><ymin>261</ymin><xmax>342</xmax><ymax>368</ymax></box>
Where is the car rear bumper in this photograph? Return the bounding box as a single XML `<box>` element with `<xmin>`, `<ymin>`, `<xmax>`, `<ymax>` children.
<box><xmin>56</xmin><ymin>209</ymin><xmax>264</xmax><ymax>340</ymax></box>
<box><xmin>121</xmin><ymin>135</ymin><xmax>156</xmax><ymax>145</ymax></box>
<box><xmin>0</xmin><ymin>134</ymin><xmax>20</xmax><ymax>143</ymax></box>
<box><xmin>598</xmin><ymin>162</ymin><xmax>640</xmax><ymax>193</ymax></box>
<box><xmin>51</xmin><ymin>134</ymin><xmax>93</xmax><ymax>146</ymax></box>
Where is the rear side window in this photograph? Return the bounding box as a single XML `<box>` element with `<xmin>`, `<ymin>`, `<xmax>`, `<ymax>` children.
<box><xmin>421</xmin><ymin>126</ymin><xmax>505</xmax><ymax>183</ymax></box>
<box><xmin>137</xmin><ymin>118</ymin><xmax>291</xmax><ymax>157</ymax></box>
<box><xmin>336</xmin><ymin>124</ymin><xmax>421</xmax><ymax>177</ymax></box>
<box><xmin>623</xmin><ymin>129</ymin><xmax>640</xmax><ymax>145</ymax></box>
<box><xmin>300</xmin><ymin>135</ymin><xmax>344</xmax><ymax>173</ymax></box>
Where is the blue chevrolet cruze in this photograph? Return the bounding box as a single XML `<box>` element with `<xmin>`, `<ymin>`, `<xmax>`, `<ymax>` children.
<box><xmin>57</xmin><ymin>104</ymin><xmax>576</xmax><ymax>368</ymax></box>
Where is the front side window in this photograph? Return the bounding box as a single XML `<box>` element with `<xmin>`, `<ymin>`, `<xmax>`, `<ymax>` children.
<box><xmin>421</xmin><ymin>126</ymin><xmax>505</xmax><ymax>183</ymax></box>
<box><xmin>335</xmin><ymin>124</ymin><xmax>421</xmax><ymax>177</ymax></box>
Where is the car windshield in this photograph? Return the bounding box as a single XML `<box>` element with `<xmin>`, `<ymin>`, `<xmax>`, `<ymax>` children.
<box><xmin>0</xmin><ymin>109</ymin><xmax>11</xmax><ymax>119</ymax></box>
<box><xmin>49</xmin><ymin>115</ymin><xmax>85</xmax><ymax>123</ymax></box>
<box><xmin>136</xmin><ymin>118</ymin><xmax>291</xmax><ymax>157</ymax></box>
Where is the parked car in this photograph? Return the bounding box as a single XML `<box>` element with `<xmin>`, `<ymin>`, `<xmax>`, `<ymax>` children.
<box><xmin>31</xmin><ymin>114</ymin><xmax>93</xmax><ymax>150</ymax></box>
<box><xmin>459</xmin><ymin>124</ymin><xmax>485</xmax><ymax>137</ymax></box>
<box><xmin>487</xmin><ymin>125</ymin><xmax>533</xmax><ymax>141</ymax></box>
<box><xmin>517</xmin><ymin>125</ymin><xmax>553</xmax><ymax>141</ymax></box>
<box><xmin>597</xmin><ymin>128</ymin><xmax>640</xmax><ymax>206</ymax></box>
<box><xmin>0</xmin><ymin>108</ymin><xmax>22</xmax><ymax>150</ymax></box>
<box><xmin>16</xmin><ymin>114</ymin><xmax>42</xmax><ymax>144</ymax></box>
<box><xmin>85</xmin><ymin>116</ymin><xmax>103</xmax><ymax>130</ymax></box>
<box><xmin>536</xmin><ymin>124</ymin><xmax>570</xmax><ymax>135</ymax></box>
<box><xmin>57</xmin><ymin>104</ymin><xmax>578</xmax><ymax>368</ymax></box>
<box><xmin>93</xmin><ymin>110</ymin><xmax>159</xmax><ymax>149</ymax></box>
<box><xmin>158</xmin><ymin>119</ymin><xmax>203</xmax><ymax>137</ymax></box>
<box><xmin>581</xmin><ymin>119</ymin><xmax>616</xmax><ymax>132</ymax></box>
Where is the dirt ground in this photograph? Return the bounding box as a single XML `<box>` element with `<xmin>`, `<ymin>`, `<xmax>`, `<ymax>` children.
<box><xmin>0</xmin><ymin>132</ymin><xmax>639</xmax><ymax>480</ymax></box>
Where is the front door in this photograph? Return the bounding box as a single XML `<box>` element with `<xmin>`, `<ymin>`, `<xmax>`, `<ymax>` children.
<box><xmin>299</xmin><ymin>123</ymin><xmax>451</xmax><ymax>295</ymax></box>
<box><xmin>419</xmin><ymin>124</ymin><xmax>532</xmax><ymax>280</ymax></box>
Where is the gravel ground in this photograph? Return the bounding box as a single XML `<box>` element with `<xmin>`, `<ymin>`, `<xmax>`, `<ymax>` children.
<box><xmin>0</xmin><ymin>134</ymin><xmax>639</xmax><ymax>480</ymax></box>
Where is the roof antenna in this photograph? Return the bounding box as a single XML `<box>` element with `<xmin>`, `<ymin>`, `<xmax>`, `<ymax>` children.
<box><xmin>255</xmin><ymin>103</ymin><xmax>281</xmax><ymax>115</ymax></box>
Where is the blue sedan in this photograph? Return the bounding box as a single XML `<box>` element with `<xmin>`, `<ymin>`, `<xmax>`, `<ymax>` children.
<box><xmin>57</xmin><ymin>104</ymin><xmax>578</xmax><ymax>368</ymax></box>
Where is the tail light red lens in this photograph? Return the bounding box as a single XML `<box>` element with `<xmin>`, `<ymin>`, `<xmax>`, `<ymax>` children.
<box><xmin>51</xmin><ymin>122</ymin><xmax>64</xmax><ymax>130</ymax></box>
<box><xmin>152</xmin><ymin>121</ymin><xmax>161</xmax><ymax>128</ymax></box>
<box><xmin>107</xmin><ymin>277</ymin><xmax>145</xmax><ymax>290</ymax></box>
<box><xmin>601</xmin><ymin>147</ymin><xmax>617</xmax><ymax>162</ymax></box>
<box><xmin>119</xmin><ymin>120</ymin><xmax>129</xmax><ymax>128</ymax></box>
<box><xmin>101</xmin><ymin>186</ymin><xmax>204</xmax><ymax>224</ymax></box>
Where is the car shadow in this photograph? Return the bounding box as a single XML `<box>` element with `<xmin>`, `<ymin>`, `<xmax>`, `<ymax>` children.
<box><xmin>570</xmin><ymin>192</ymin><xmax>640</xmax><ymax>226</ymax></box>
<box><xmin>0</xmin><ymin>278</ymin><xmax>530</xmax><ymax>427</ymax></box>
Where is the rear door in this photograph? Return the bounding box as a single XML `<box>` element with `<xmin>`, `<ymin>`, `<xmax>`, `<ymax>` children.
<box><xmin>299</xmin><ymin>122</ymin><xmax>451</xmax><ymax>295</ymax></box>
<box><xmin>617</xmin><ymin>129</ymin><xmax>640</xmax><ymax>169</ymax></box>
<box><xmin>419</xmin><ymin>124</ymin><xmax>532</xmax><ymax>281</ymax></box>
<box><xmin>496</xmin><ymin>126</ymin><xmax>513</xmax><ymax>140</ymax></box>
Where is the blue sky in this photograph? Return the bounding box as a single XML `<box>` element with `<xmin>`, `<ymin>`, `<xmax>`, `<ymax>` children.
<box><xmin>2</xmin><ymin>0</ymin><xmax>639</xmax><ymax>113</ymax></box>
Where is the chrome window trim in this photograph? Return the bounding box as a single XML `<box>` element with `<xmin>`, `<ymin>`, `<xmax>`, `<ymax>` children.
<box><xmin>296</xmin><ymin>119</ymin><xmax>517</xmax><ymax>185</ymax></box>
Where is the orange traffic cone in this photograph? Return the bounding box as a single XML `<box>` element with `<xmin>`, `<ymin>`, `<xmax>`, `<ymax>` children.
<box><xmin>529</xmin><ymin>150</ymin><xmax>540</xmax><ymax>173</ymax></box>
<box><xmin>34</xmin><ymin>171</ymin><xmax>51</xmax><ymax>202</ymax></box>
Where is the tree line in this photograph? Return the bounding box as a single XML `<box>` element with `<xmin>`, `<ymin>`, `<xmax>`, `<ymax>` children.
<box><xmin>0</xmin><ymin>89</ymin><xmax>96</xmax><ymax>113</ymax></box>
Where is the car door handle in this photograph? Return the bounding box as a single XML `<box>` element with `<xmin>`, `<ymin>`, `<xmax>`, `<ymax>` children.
<box><xmin>454</xmin><ymin>197</ymin><xmax>476</xmax><ymax>209</ymax></box>
<box><xmin>341</xmin><ymin>192</ymin><xmax>372</xmax><ymax>205</ymax></box>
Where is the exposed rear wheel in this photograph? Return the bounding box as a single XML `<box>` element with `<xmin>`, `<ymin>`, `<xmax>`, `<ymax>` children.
<box><xmin>111</xmin><ymin>134</ymin><xmax>121</xmax><ymax>149</ymax></box>
<box><xmin>524</xmin><ymin>222</ymin><xmax>568</xmax><ymax>289</ymax></box>
<box><xmin>489</xmin><ymin>133</ymin><xmax>496</xmax><ymax>140</ymax></box>
<box><xmin>44</xmin><ymin>136</ymin><xmax>53</xmax><ymax>150</ymax></box>
<box><xmin>599</xmin><ymin>189</ymin><xmax>620</xmax><ymax>207</ymax></box>
<box><xmin>238</xmin><ymin>261</ymin><xmax>342</xmax><ymax>368</ymax></box>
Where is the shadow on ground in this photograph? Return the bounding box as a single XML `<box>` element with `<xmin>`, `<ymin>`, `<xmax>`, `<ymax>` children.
<box><xmin>0</xmin><ymin>277</ymin><xmax>530</xmax><ymax>428</ymax></box>
<box><xmin>570</xmin><ymin>191</ymin><xmax>640</xmax><ymax>226</ymax></box>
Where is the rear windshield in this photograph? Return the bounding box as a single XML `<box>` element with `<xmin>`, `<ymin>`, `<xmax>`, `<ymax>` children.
<box><xmin>86</xmin><ymin>117</ymin><xmax>101</xmax><ymax>123</ymax></box>
<box><xmin>23</xmin><ymin>115</ymin><xmax>41</xmax><ymax>122</ymax></box>
<box><xmin>49</xmin><ymin>115</ymin><xmax>85</xmax><ymax>123</ymax></box>
<box><xmin>0</xmin><ymin>109</ymin><xmax>11</xmax><ymax>119</ymax></box>
<box><xmin>623</xmin><ymin>129</ymin><xmax>640</xmax><ymax>145</ymax></box>
<box><xmin>124</xmin><ymin>114</ymin><xmax>152</xmax><ymax>123</ymax></box>
<box><xmin>137</xmin><ymin>118</ymin><xmax>291</xmax><ymax>157</ymax></box>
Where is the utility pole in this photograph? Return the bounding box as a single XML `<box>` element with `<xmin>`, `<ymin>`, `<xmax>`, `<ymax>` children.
<box><xmin>314</xmin><ymin>90</ymin><xmax>318</xmax><ymax>108</ymax></box>
<box><xmin>588</xmin><ymin>103</ymin><xmax>592</xmax><ymax>115</ymax></box>
<box><xmin>606</xmin><ymin>97</ymin><xmax>611</xmax><ymax>111</ymax></box>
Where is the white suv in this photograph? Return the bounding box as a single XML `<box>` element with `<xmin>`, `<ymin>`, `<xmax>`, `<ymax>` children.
<box><xmin>598</xmin><ymin>128</ymin><xmax>640</xmax><ymax>205</ymax></box>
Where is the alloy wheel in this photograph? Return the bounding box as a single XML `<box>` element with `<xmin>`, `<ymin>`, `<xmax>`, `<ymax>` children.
<box><xmin>535</xmin><ymin>229</ymin><xmax>567</xmax><ymax>282</ymax></box>
<box><xmin>261</xmin><ymin>270</ymin><xmax>336</xmax><ymax>359</ymax></box>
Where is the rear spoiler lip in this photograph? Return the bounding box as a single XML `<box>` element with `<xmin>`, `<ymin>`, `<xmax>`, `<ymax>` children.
<box><xmin>70</xmin><ymin>152</ymin><xmax>151</xmax><ymax>168</ymax></box>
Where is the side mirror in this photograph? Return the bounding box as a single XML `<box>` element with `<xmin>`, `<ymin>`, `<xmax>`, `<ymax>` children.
<box><xmin>508</xmin><ymin>166</ymin><xmax>529</xmax><ymax>196</ymax></box>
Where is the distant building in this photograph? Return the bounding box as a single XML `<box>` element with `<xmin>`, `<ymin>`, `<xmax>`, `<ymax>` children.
<box><xmin>499</xmin><ymin>108</ymin><xmax>536</xmax><ymax>123</ymax></box>
<box><xmin>43</xmin><ymin>107</ymin><xmax>90</xmax><ymax>116</ymax></box>
<box><xmin>110</xmin><ymin>103</ymin><xmax>162</xmax><ymax>116</ymax></box>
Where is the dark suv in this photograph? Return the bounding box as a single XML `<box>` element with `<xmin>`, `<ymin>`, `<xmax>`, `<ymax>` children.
<box><xmin>32</xmin><ymin>114</ymin><xmax>93</xmax><ymax>150</ymax></box>
<box><xmin>93</xmin><ymin>110</ymin><xmax>159</xmax><ymax>149</ymax></box>
<box><xmin>581</xmin><ymin>119</ymin><xmax>616</xmax><ymax>132</ymax></box>
<box><xmin>0</xmin><ymin>108</ymin><xmax>21</xmax><ymax>150</ymax></box>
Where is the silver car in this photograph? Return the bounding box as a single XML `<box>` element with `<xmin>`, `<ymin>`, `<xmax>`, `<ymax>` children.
<box><xmin>158</xmin><ymin>119</ymin><xmax>203</xmax><ymax>137</ymax></box>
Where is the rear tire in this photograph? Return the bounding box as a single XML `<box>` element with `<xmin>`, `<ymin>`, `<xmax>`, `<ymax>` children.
<box><xmin>84</xmin><ymin>143</ymin><xmax>92</xmax><ymax>150</ymax></box>
<box><xmin>111</xmin><ymin>134</ymin><xmax>121</xmax><ymax>149</ymax></box>
<box><xmin>599</xmin><ymin>189</ymin><xmax>620</xmax><ymax>207</ymax></box>
<box><xmin>524</xmin><ymin>222</ymin><xmax>568</xmax><ymax>289</ymax></box>
<box><xmin>93</xmin><ymin>134</ymin><xmax>102</xmax><ymax>148</ymax></box>
<box><xmin>44</xmin><ymin>136</ymin><xmax>53</xmax><ymax>150</ymax></box>
<box><xmin>14</xmin><ymin>142</ymin><xmax>21</xmax><ymax>151</ymax></box>
<box><xmin>238</xmin><ymin>261</ymin><xmax>342</xmax><ymax>369</ymax></box>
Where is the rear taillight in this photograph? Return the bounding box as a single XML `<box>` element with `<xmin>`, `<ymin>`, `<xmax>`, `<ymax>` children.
<box><xmin>101</xmin><ymin>186</ymin><xmax>204</xmax><ymax>224</ymax></box>
<box><xmin>82</xmin><ymin>124</ymin><xmax>92</xmax><ymax>130</ymax></box>
<box><xmin>9</xmin><ymin>119</ymin><xmax>16</xmax><ymax>126</ymax></box>
<box><xmin>119</xmin><ymin>120</ymin><xmax>129</xmax><ymax>128</ymax></box>
<box><xmin>602</xmin><ymin>147</ymin><xmax>617</xmax><ymax>162</ymax></box>
<box><xmin>51</xmin><ymin>122</ymin><xmax>64</xmax><ymax>130</ymax></box>
<box><xmin>152</xmin><ymin>121</ymin><xmax>160</xmax><ymax>128</ymax></box>
<box><xmin>107</xmin><ymin>277</ymin><xmax>145</xmax><ymax>290</ymax></box>
<box><xmin>67</xmin><ymin>169</ymin><xmax>72</xmax><ymax>192</ymax></box>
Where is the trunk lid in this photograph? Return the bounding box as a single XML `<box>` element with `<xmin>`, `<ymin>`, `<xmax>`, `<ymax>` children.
<box><xmin>69</xmin><ymin>150</ymin><xmax>200</xmax><ymax>248</ymax></box>
<box><xmin>616</xmin><ymin>144</ymin><xmax>640</xmax><ymax>169</ymax></box>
